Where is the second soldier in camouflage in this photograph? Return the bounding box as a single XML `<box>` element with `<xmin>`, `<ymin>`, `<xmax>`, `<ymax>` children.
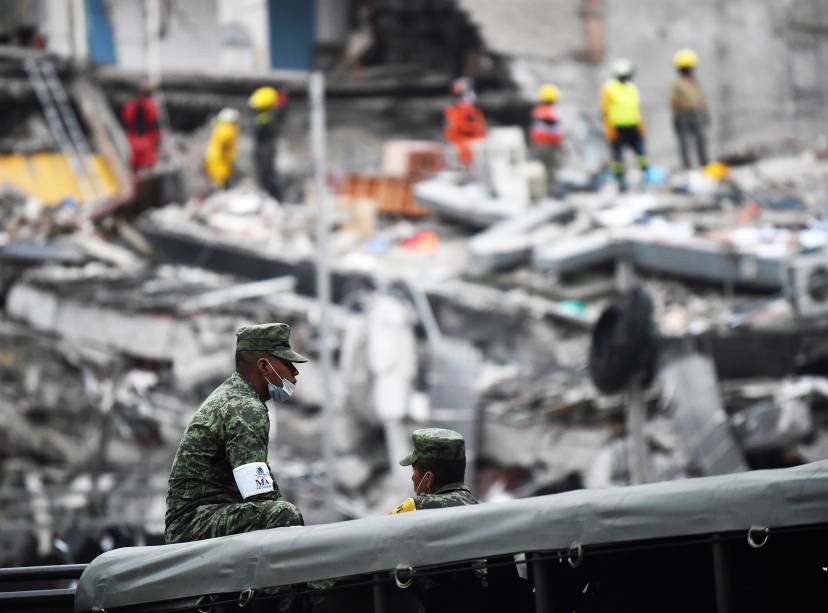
<box><xmin>391</xmin><ymin>428</ymin><xmax>478</xmax><ymax>513</ymax></box>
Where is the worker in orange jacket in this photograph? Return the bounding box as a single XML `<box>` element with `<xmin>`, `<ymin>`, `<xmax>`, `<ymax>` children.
<box><xmin>530</xmin><ymin>83</ymin><xmax>564</xmax><ymax>194</ymax></box>
<box><xmin>443</xmin><ymin>78</ymin><xmax>486</xmax><ymax>171</ymax></box>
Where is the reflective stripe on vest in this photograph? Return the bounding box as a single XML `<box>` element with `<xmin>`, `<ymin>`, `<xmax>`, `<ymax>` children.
<box><xmin>603</xmin><ymin>79</ymin><xmax>642</xmax><ymax>127</ymax></box>
<box><xmin>531</xmin><ymin>103</ymin><xmax>562</xmax><ymax>145</ymax></box>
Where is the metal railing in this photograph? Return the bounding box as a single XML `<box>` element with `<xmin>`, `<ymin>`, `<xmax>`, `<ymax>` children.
<box><xmin>0</xmin><ymin>564</ymin><xmax>86</xmax><ymax>610</ymax></box>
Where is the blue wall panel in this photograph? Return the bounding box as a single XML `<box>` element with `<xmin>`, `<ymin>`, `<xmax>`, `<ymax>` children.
<box><xmin>85</xmin><ymin>0</ymin><xmax>117</xmax><ymax>65</ymax></box>
<box><xmin>268</xmin><ymin>0</ymin><xmax>315</xmax><ymax>70</ymax></box>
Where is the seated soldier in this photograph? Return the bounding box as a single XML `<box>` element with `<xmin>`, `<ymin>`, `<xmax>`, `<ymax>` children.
<box><xmin>392</xmin><ymin>428</ymin><xmax>478</xmax><ymax>513</ymax></box>
<box><xmin>165</xmin><ymin>323</ymin><xmax>305</xmax><ymax>543</ymax></box>
<box><xmin>391</xmin><ymin>428</ymin><xmax>484</xmax><ymax>611</ymax></box>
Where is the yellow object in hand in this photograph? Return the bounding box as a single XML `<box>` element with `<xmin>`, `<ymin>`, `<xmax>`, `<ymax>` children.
<box><xmin>390</xmin><ymin>497</ymin><xmax>417</xmax><ymax>514</ymax></box>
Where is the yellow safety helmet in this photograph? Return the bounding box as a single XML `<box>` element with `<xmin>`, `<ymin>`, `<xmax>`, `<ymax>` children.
<box><xmin>673</xmin><ymin>49</ymin><xmax>698</xmax><ymax>69</ymax></box>
<box><xmin>538</xmin><ymin>83</ymin><xmax>560</xmax><ymax>103</ymax></box>
<box><xmin>248</xmin><ymin>86</ymin><xmax>280</xmax><ymax>111</ymax></box>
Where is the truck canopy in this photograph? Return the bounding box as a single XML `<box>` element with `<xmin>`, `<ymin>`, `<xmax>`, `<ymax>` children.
<box><xmin>75</xmin><ymin>461</ymin><xmax>828</xmax><ymax>611</ymax></box>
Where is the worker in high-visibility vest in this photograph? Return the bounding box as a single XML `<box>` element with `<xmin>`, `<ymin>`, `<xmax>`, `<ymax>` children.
<box><xmin>670</xmin><ymin>49</ymin><xmax>709</xmax><ymax>169</ymax></box>
<box><xmin>530</xmin><ymin>83</ymin><xmax>564</xmax><ymax>195</ymax></box>
<box><xmin>248</xmin><ymin>86</ymin><xmax>287</xmax><ymax>200</ymax></box>
<box><xmin>443</xmin><ymin>77</ymin><xmax>486</xmax><ymax>171</ymax></box>
<box><xmin>600</xmin><ymin>59</ymin><xmax>649</xmax><ymax>191</ymax></box>
<box><xmin>204</xmin><ymin>108</ymin><xmax>239</xmax><ymax>189</ymax></box>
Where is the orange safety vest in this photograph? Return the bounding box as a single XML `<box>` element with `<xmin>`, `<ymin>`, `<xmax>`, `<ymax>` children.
<box><xmin>444</xmin><ymin>99</ymin><xmax>486</xmax><ymax>168</ymax></box>
<box><xmin>530</xmin><ymin>103</ymin><xmax>563</xmax><ymax>146</ymax></box>
<box><xmin>444</xmin><ymin>100</ymin><xmax>486</xmax><ymax>143</ymax></box>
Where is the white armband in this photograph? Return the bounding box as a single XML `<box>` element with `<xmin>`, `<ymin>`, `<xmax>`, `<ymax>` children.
<box><xmin>233</xmin><ymin>462</ymin><xmax>274</xmax><ymax>499</ymax></box>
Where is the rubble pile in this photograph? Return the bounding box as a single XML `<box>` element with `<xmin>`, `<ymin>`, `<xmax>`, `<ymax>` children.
<box><xmin>4</xmin><ymin>108</ymin><xmax>828</xmax><ymax>569</ymax></box>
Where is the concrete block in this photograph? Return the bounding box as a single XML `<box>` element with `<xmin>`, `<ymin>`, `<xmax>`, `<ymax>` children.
<box><xmin>532</xmin><ymin>230</ymin><xmax>617</xmax><ymax>276</ymax></box>
<box><xmin>659</xmin><ymin>353</ymin><xmax>747</xmax><ymax>476</ymax></box>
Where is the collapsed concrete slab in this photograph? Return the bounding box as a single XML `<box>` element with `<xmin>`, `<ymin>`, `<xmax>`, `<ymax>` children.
<box><xmin>659</xmin><ymin>353</ymin><xmax>748</xmax><ymax>476</ymax></box>
<box><xmin>469</xmin><ymin>198</ymin><xmax>571</xmax><ymax>272</ymax></box>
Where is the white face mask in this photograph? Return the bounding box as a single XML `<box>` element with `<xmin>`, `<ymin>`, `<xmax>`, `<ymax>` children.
<box><xmin>263</xmin><ymin>360</ymin><xmax>295</xmax><ymax>402</ymax></box>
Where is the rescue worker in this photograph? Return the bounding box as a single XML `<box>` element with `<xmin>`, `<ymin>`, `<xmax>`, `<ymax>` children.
<box><xmin>391</xmin><ymin>428</ymin><xmax>477</xmax><ymax>513</ymax></box>
<box><xmin>600</xmin><ymin>59</ymin><xmax>649</xmax><ymax>191</ymax></box>
<box><xmin>530</xmin><ymin>83</ymin><xmax>564</xmax><ymax>194</ymax></box>
<box><xmin>122</xmin><ymin>80</ymin><xmax>161</xmax><ymax>175</ymax></box>
<box><xmin>670</xmin><ymin>49</ymin><xmax>709</xmax><ymax>169</ymax></box>
<box><xmin>443</xmin><ymin>77</ymin><xmax>486</xmax><ymax>172</ymax></box>
<box><xmin>204</xmin><ymin>108</ymin><xmax>239</xmax><ymax>190</ymax></box>
<box><xmin>165</xmin><ymin>323</ymin><xmax>306</xmax><ymax>543</ymax></box>
<box><xmin>248</xmin><ymin>86</ymin><xmax>286</xmax><ymax>201</ymax></box>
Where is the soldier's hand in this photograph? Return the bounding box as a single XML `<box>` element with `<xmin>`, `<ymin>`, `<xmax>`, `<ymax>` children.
<box><xmin>390</xmin><ymin>497</ymin><xmax>416</xmax><ymax>514</ymax></box>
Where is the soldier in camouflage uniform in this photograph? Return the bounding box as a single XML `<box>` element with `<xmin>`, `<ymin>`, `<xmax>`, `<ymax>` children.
<box><xmin>165</xmin><ymin>323</ymin><xmax>307</xmax><ymax>543</ymax></box>
<box><xmin>392</xmin><ymin>429</ymin><xmax>484</xmax><ymax>611</ymax></box>
<box><xmin>391</xmin><ymin>428</ymin><xmax>477</xmax><ymax>513</ymax></box>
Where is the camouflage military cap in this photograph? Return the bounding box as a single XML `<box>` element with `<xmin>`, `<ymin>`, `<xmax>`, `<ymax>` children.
<box><xmin>399</xmin><ymin>428</ymin><xmax>465</xmax><ymax>466</ymax></box>
<box><xmin>235</xmin><ymin>323</ymin><xmax>308</xmax><ymax>363</ymax></box>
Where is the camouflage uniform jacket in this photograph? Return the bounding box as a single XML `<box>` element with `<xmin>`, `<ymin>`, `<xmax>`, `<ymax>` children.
<box><xmin>416</xmin><ymin>483</ymin><xmax>478</xmax><ymax>510</ymax></box>
<box><xmin>166</xmin><ymin>372</ymin><xmax>281</xmax><ymax>527</ymax></box>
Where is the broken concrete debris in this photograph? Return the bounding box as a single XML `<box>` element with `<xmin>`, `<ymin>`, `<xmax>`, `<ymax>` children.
<box><xmin>4</xmin><ymin>52</ymin><xmax>828</xmax><ymax>571</ymax></box>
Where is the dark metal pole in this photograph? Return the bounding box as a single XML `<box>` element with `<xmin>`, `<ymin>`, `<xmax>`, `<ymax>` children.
<box><xmin>532</xmin><ymin>555</ymin><xmax>556</xmax><ymax>613</ymax></box>
<box><xmin>712</xmin><ymin>537</ymin><xmax>734</xmax><ymax>613</ymax></box>
<box><xmin>0</xmin><ymin>564</ymin><xmax>87</xmax><ymax>582</ymax></box>
<box><xmin>0</xmin><ymin>587</ymin><xmax>76</xmax><ymax>607</ymax></box>
<box><xmin>372</xmin><ymin>574</ymin><xmax>388</xmax><ymax>613</ymax></box>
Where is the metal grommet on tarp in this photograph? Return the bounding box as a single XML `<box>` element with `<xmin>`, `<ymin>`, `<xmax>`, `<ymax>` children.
<box><xmin>238</xmin><ymin>587</ymin><xmax>255</xmax><ymax>608</ymax></box>
<box><xmin>568</xmin><ymin>543</ymin><xmax>584</xmax><ymax>568</ymax></box>
<box><xmin>747</xmin><ymin>526</ymin><xmax>769</xmax><ymax>549</ymax></box>
<box><xmin>394</xmin><ymin>564</ymin><xmax>415</xmax><ymax>589</ymax></box>
<box><xmin>197</xmin><ymin>594</ymin><xmax>215</xmax><ymax>613</ymax></box>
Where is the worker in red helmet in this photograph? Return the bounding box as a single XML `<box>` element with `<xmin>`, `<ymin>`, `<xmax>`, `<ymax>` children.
<box><xmin>122</xmin><ymin>80</ymin><xmax>161</xmax><ymax>175</ymax></box>
<box><xmin>530</xmin><ymin>83</ymin><xmax>564</xmax><ymax>195</ymax></box>
<box><xmin>443</xmin><ymin>77</ymin><xmax>486</xmax><ymax>171</ymax></box>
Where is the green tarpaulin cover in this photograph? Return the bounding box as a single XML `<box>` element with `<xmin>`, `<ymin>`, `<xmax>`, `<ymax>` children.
<box><xmin>75</xmin><ymin>461</ymin><xmax>828</xmax><ymax>611</ymax></box>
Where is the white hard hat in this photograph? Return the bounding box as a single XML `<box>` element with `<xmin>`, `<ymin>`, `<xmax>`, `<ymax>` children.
<box><xmin>217</xmin><ymin>107</ymin><xmax>239</xmax><ymax>123</ymax></box>
<box><xmin>612</xmin><ymin>58</ymin><xmax>634</xmax><ymax>78</ymax></box>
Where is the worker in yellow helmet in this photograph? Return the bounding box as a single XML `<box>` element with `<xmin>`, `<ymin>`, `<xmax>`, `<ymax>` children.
<box><xmin>600</xmin><ymin>59</ymin><xmax>648</xmax><ymax>191</ymax></box>
<box><xmin>248</xmin><ymin>85</ymin><xmax>287</xmax><ymax>200</ymax></box>
<box><xmin>204</xmin><ymin>108</ymin><xmax>239</xmax><ymax>189</ymax></box>
<box><xmin>530</xmin><ymin>83</ymin><xmax>564</xmax><ymax>195</ymax></box>
<box><xmin>670</xmin><ymin>49</ymin><xmax>709</xmax><ymax>169</ymax></box>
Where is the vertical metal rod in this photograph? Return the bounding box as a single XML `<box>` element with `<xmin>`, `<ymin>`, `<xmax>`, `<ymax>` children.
<box><xmin>372</xmin><ymin>574</ymin><xmax>388</xmax><ymax>613</ymax></box>
<box><xmin>532</xmin><ymin>556</ymin><xmax>555</xmax><ymax>613</ymax></box>
<box><xmin>712</xmin><ymin>537</ymin><xmax>734</xmax><ymax>613</ymax></box>
<box><xmin>146</xmin><ymin>0</ymin><xmax>162</xmax><ymax>87</ymax></box>
<box><xmin>310</xmin><ymin>71</ymin><xmax>336</xmax><ymax>502</ymax></box>
<box><xmin>626</xmin><ymin>374</ymin><xmax>648</xmax><ymax>484</ymax></box>
<box><xmin>70</xmin><ymin>0</ymin><xmax>88</xmax><ymax>66</ymax></box>
<box><xmin>616</xmin><ymin>259</ymin><xmax>648</xmax><ymax>484</ymax></box>
<box><xmin>144</xmin><ymin>0</ymin><xmax>173</xmax><ymax>157</ymax></box>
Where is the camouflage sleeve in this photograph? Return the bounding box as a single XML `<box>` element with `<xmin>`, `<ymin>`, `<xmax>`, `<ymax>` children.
<box><xmin>222</xmin><ymin>398</ymin><xmax>281</xmax><ymax>500</ymax></box>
